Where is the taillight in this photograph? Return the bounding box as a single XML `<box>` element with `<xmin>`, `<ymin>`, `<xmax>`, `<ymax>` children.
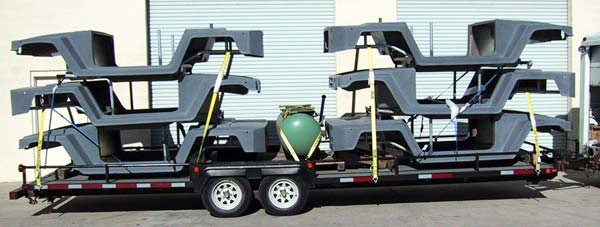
<box><xmin>193</xmin><ymin>166</ymin><xmax>200</xmax><ymax>173</ymax></box>
<box><xmin>306</xmin><ymin>162</ymin><xmax>314</xmax><ymax>169</ymax></box>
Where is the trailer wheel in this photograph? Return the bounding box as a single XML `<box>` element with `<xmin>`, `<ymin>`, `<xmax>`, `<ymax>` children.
<box><xmin>202</xmin><ymin>177</ymin><xmax>252</xmax><ymax>217</ymax></box>
<box><xmin>259</xmin><ymin>176</ymin><xmax>308</xmax><ymax>216</ymax></box>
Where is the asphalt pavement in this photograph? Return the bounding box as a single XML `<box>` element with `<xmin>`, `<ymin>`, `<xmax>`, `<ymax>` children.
<box><xmin>1</xmin><ymin>170</ymin><xmax>599</xmax><ymax>227</ymax></box>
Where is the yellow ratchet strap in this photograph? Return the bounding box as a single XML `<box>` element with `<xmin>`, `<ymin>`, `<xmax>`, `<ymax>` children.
<box><xmin>196</xmin><ymin>51</ymin><xmax>231</xmax><ymax>163</ymax></box>
<box><xmin>305</xmin><ymin>132</ymin><xmax>322</xmax><ymax>160</ymax></box>
<box><xmin>279</xmin><ymin>128</ymin><xmax>300</xmax><ymax>162</ymax></box>
<box><xmin>367</xmin><ymin>47</ymin><xmax>378</xmax><ymax>183</ymax></box>
<box><xmin>279</xmin><ymin>128</ymin><xmax>321</xmax><ymax>162</ymax></box>
<box><xmin>525</xmin><ymin>92</ymin><xmax>541</xmax><ymax>175</ymax></box>
<box><xmin>35</xmin><ymin>108</ymin><xmax>47</xmax><ymax>186</ymax></box>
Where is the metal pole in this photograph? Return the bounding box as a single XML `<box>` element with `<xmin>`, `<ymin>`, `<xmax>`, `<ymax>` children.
<box><xmin>429</xmin><ymin>118</ymin><xmax>434</xmax><ymax>152</ymax></box>
<box><xmin>351</xmin><ymin>48</ymin><xmax>360</xmax><ymax>116</ymax></box>
<box><xmin>579</xmin><ymin>47</ymin><xmax>591</xmax><ymax>154</ymax></box>
<box><xmin>104</xmin><ymin>164</ymin><xmax>109</xmax><ymax>183</ymax></box>
<box><xmin>351</xmin><ymin>92</ymin><xmax>356</xmax><ymax>116</ymax></box>
<box><xmin>108</xmin><ymin>80</ymin><xmax>115</xmax><ymax>115</ymax></box>
<box><xmin>453</xmin><ymin>71</ymin><xmax>457</xmax><ymax>100</ymax></box>
<box><xmin>176</xmin><ymin>122</ymin><xmax>181</xmax><ymax>146</ymax></box>
<box><xmin>162</xmin><ymin>128</ymin><xmax>169</xmax><ymax>162</ymax></box>
<box><xmin>477</xmin><ymin>70</ymin><xmax>482</xmax><ymax>103</ymax></box>
<box><xmin>67</xmin><ymin>107</ymin><xmax>75</xmax><ymax>123</ymax></box>
<box><xmin>429</xmin><ymin>22</ymin><xmax>434</xmax><ymax>57</ymax></box>
<box><xmin>129</xmin><ymin>81</ymin><xmax>134</xmax><ymax>110</ymax></box>
<box><xmin>319</xmin><ymin>95</ymin><xmax>327</xmax><ymax>123</ymax></box>
<box><xmin>33</xmin><ymin>75</ymin><xmax>39</xmax><ymax>134</ymax></box>
<box><xmin>411</xmin><ymin>117</ymin><xmax>414</xmax><ymax>134</ymax></box>
<box><xmin>157</xmin><ymin>29</ymin><xmax>163</xmax><ymax>66</ymax></box>
<box><xmin>31</xmin><ymin>71</ymin><xmax>36</xmax><ymax>134</ymax></box>
<box><xmin>225</xmin><ymin>44</ymin><xmax>234</xmax><ymax>78</ymax></box>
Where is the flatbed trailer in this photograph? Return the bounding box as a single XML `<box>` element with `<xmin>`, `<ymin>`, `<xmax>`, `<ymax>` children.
<box><xmin>9</xmin><ymin>158</ymin><xmax>558</xmax><ymax>217</ymax></box>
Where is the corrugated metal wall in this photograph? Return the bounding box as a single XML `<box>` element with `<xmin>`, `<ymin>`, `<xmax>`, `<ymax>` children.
<box><xmin>147</xmin><ymin>0</ymin><xmax>569</xmax><ymax>150</ymax></box>
<box><xmin>148</xmin><ymin>0</ymin><xmax>336</xmax><ymax>120</ymax></box>
<box><xmin>397</xmin><ymin>0</ymin><xmax>569</xmax><ymax>149</ymax></box>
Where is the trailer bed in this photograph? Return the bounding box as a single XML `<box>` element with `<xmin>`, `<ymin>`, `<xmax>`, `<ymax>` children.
<box><xmin>10</xmin><ymin>170</ymin><xmax>193</xmax><ymax>201</ymax></box>
<box><xmin>10</xmin><ymin>161</ymin><xmax>557</xmax><ymax>202</ymax></box>
<box><xmin>315</xmin><ymin>161</ymin><xmax>556</xmax><ymax>185</ymax></box>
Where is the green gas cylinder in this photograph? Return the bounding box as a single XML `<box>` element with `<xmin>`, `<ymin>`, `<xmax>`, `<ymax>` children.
<box><xmin>278</xmin><ymin>110</ymin><xmax>321</xmax><ymax>160</ymax></box>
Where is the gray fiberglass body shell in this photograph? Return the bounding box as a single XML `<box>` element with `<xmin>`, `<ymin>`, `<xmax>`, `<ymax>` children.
<box><xmin>11</xmin><ymin>28</ymin><xmax>269</xmax><ymax>175</ymax></box>
<box><xmin>325</xmin><ymin>111</ymin><xmax>570</xmax><ymax>164</ymax></box>
<box><xmin>19</xmin><ymin>119</ymin><xmax>268</xmax><ymax>175</ymax></box>
<box><xmin>324</xmin><ymin>20</ymin><xmax>572</xmax><ymax>71</ymax></box>
<box><xmin>330</xmin><ymin>68</ymin><xmax>574</xmax><ymax>117</ymax></box>
<box><xmin>11</xmin><ymin>29</ymin><xmax>263</xmax><ymax>81</ymax></box>
<box><xmin>11</xmin><ymin>74</ymin><xmax>260</xmax><ymax>127</ymax></box>
<box><xmin>11</xmin><ymin>23</ymin><xmax>573</xmax><ymax>173</ymax></box>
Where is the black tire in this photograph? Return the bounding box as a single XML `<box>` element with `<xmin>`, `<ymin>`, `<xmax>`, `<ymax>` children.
<box><xmin>258</xmin><ymin>176</ymin><xmax>308</xmax><ymax>216</ymax></box>
<box><xmin>201</xmin><ymin>177</ymin><xmax>253</xmax><ymax>217</ymax></box>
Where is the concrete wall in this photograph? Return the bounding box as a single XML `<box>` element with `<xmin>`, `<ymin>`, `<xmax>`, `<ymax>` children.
<box><xmin>0</xmin><ymin>0</ymin><xmax>147</xmax><ymax>182</ymax></box>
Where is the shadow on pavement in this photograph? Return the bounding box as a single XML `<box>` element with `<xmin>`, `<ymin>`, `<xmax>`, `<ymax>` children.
<box><xmin>33</xmin><ymin>191</ymin><xmax>265</xmax><ymax>217</ymax></box>
<box><xmin>308</xmin><ymin>180</ymin><xmax>544</xmax><ymax>209</ymax></box>
<box><xmin>33</xmin><ymin>193</ymin><xmax>204</xmax><ymax>216</ymax></box>
<box><xmin>561</xmin><ymin>170</ymin><xmax>600</xmax><ymax>189</ymax></box>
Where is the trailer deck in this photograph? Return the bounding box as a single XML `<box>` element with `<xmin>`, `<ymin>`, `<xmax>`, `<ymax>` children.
<box><xmin>315</xmin><ymin>161</ymin><xmax>556</xmax><ymax>185</ymax></box>
<box><xmin>10</xmin><ymin>160</ymin><xmax>557</xmax><ymax>202</ymax></box>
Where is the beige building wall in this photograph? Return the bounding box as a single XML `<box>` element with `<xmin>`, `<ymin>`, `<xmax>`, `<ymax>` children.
<box><xmin>0</xmin><ymin>0</ymin><xmax>147</xmax><ymax>182</ymax></box>
<box><xmin>569</xmin><ymin>0</ymin><xmax>600</xmax><ymax>109</ymax></box>
<box><xmin>334</xmin><ymin>0</ymin><xmax>398</xmax><ymax>116</ymax></box>
<box><xmin>566</xmin><ymin>0</ymin><xmax>600</xmax><ymax>150</ymax></box>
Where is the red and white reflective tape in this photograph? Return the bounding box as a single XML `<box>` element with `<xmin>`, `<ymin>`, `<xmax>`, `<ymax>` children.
<box><xmin>500</xmin><ymin>169</ymin><xmax>535</xmax><ymax>176</ymax></box>
<box><xmin>339</xmin><ymin>176</ymin><xmax>373</xmax><ymax>183</ymax></box>
<box><xmin>500</xmin><ymin>170</ymin><xmax>514</xmax><ymax>175</ymax></box>
<box><xmin>33</xmin><ymin>182</ymin><xmax>186</xmax><ymax>190</ymax></box>
<box><xmin>418</xmin><ymin>173</ymin><xmax>453</xmax><ymax>179</ymax></box>
<box><xmin>339</xmin><ymin>173</ymin><xmax>456</xmax><ymax>183</ymax></box>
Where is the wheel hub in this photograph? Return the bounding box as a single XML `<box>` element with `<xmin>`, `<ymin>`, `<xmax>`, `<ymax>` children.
<box><xmin>211</xmin><ymin>180</ymin><xmax>243</xmax><ymax>210</ymax></box>
<box><xmin>280</xmin><ymin>189</ymin><xmax>287</xmax><ymax>197</ymax></box>
<box><xmin>268</xmin><ymin>179</ymin><xmax>300</xmax><ymax>209</ymax></box>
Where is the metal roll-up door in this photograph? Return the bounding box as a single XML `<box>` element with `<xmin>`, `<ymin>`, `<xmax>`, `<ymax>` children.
<box><xmin>397</xmin><ymin>0</ymin><xmax>569</xmax><ymax>149</ymax></box>
<box><xmin>148</xmin><ymin>0</ymin><xmax>336</xmax><ymax>120</ymax></box>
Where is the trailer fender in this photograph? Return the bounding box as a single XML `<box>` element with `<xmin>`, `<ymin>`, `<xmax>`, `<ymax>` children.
<box><xmin>190</xmin><ymin>163</ymin><xmax>314</xmax><ymax>192</ymax></box>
